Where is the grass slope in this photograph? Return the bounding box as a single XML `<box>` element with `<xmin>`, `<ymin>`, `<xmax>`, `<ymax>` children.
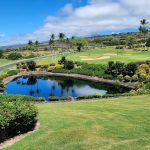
<box><xmin>4</xmin><ymin>96</ymin><xmax>150</xmax><ymax>150</ymax></box>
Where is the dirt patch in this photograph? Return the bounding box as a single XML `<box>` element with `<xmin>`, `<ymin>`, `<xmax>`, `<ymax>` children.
<box><xmin>0</xmin><ymin>122</ymin><xmax>40</xmax><ymax>149</ymax></box>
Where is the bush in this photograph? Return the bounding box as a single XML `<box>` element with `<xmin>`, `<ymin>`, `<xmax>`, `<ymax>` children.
<box><xmin>0</xmin><ymin>80</ymin><xmax>5</xmax><ymax>92</ymax></box>
<box><xmin>27</xmin><ymin>61</ymin><xmax>36</xmax><ymax>71</ymax></box>
<box><xmin>0</xmin><ymin>94</ymin><xmax>45</xmax><ymax>102</ymax></box>
<box><xmin>117</xmin><ymin>74</ymin><xmax>124</xmax><ymax>81</ymax></box>
<box><xmin>48</xmin><ymin>66</ymin><xmax>56</xmax><ymax>72</ymax></box>
<box><xmin>7</xmin><ymin>53</ymin><xmax>23</xmax><ymax>60</ymax></box>
<box><xmin>48</xmin><ymin>96</ymin><xmax>72</xmax><ymax>101</ymax></box>
<box><xmin>77</xmin><ymin>93</ymin><xmax>102</xmax><ymax>100</ymax></box>
<box><xmin>7</xmin><ymin>70</ymin><xmax>18</xmax><ymax>76</ymax></box>
<box><xmin>132</xmin><ymin>74</ymin><xmax>139</xmax><ymax>82</ymax></box>
<box><xmin>64</xmin><ymin>61</ymin><xmax>74</xmax><ymax>70</ymax></box>
<box><xmin>138</xmin><ymin>64</ymin><xmax>149</xmax><ymax>74</ymax></box>
<box><xmin>0</xmin><ymin>74</ymin><xmax>9</xmax><ymax>80</ymax></box>
<box><xmin>124</xmin><ymin>75</ymin><xmax>131</xmax><ymax>82</ymax></box>
<box><xmin>0</xmin><ymin>97</ymin><xmax>38</xmax><ymax>142</ymax></box>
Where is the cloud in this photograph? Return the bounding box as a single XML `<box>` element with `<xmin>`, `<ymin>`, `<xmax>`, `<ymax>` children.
<box><xmin>0</xmin><ymin>0</ymin><xmax>149</xmax><ymax>46</ymax></box>
<box><xmin>0</xmin><ymin>33</ymin><xmax>5</xmax><ymax>38</ymax></box>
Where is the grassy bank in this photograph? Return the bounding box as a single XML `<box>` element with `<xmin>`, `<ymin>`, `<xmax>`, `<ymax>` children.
<box><xmin>4</xmin><ymin>95</ymin><xmax>150</xmax><ymax>150</ymax></box>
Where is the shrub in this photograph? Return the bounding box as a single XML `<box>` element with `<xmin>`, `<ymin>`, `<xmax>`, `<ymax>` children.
<box><xmin>138</xmin><ymin>64</ymin><xmax>149</xmax><ymax>74</ymax></box>
<box><xmin>0</xmin><ymin>80</ymin><xmax>5</xmax><ymax>92</ymax></box>
<box><xmin>7</xmin><ymin>70</ymin><xmax>18</xmax><ymax>76</ymax></box>
<box><xmin>77</xmin><ymin>93</ymin><xmax>102</xmax><ymax>100</ymax></box>
<box><xmin>129</xmin><ymin>90</ymin><xmax>137</xmax><ymax>96</ymax></box>
<box><xmin>0</xmin><ymin>98</ymin><xmax>38</xmax><ymax>142</ymax></box>
<box><xmin>0</xmin><ymin>74</ymin><xmax>9</xmax><ymax>80</ymax></box>
<box><xmin>139</xmin><ymin>72</ymin><xmax>147</xmax><ymax>81</ymax></box>
<box><xmin>145</xmin><ymin>82</ymin><xmax>150</xmax><ymax>91</ymax></box>
<box><xmin>117</xmin><ymin>74</ymin><xmax>124</xmax><ymax>81</ymax></box>
<box><xmin>7</xmin><ymin>53</ymin><xmax>23</xmax><ymax>60</ymax></box>
<box><xmin>48</xmin><ymin>96</ymin><xmax>59</xmax><ymax>101</ymax></box>
<box><xmin>58</xmin><ymin>56</ymin><xmax>66</xmax><ymax>64</ymax></box>
<box><xmin>132</xmin><ymin>74</ymin><xmax>139</xmax><ymax>82</ymax></box>
<box><xmin>124</xmin><ymin>75</ymin><xmax>131</xmax><ymax>82</ymax></box>
<box><xmin>0</xmin><ymin>94</ymin><xmax>45</xmax><ymax>102</ymax></box>
<box><xmin>48</xmin><ymin>96</ymin><xmax>72</xmax><ymax>101</ymax></box>
<box><xmin>48</xmin><ymin>66</ymin><xmax>55</xmax><ymax>72</ymax></box>
<box><xmin>64</xmin><ymin>61</ymin><xmax>74</xmax><ymax>70</ymax></box>
<box><xmin>27</xmin><ymin>61</ymin><xmax>36</xmax><ymax>71</ymax></box>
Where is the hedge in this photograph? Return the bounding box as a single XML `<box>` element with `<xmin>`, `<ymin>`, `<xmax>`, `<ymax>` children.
<box><xmin>0</xmin><ymin>97</ymin><xmax>38</xmax><ymax>142</ymax></box>
<box><xmin>48</xmin><ymin>96</ymin><xmax>72</xmax><ymax>101</ymax></box>
<box><xmin>0</xmin><ymin>94</ymin><xmax>45</xmax><ymax>102</ymax></box>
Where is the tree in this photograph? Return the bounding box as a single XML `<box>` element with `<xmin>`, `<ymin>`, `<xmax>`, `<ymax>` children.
<box><xmin>7</xmin><ymin>53</ymin><xmax>23</xmax><ymax>60</ymax></box>
<box><xmin>50</xmin><ymin>34</ymin><xmax>55</xmax><ymax>40</ymax></box>
<box><xmin>35</xmin><ymin>40</ymin><xmax>39</xmax><ymax>51</ymax></box>
<box><xmin>27</xmin><ymin>61</ymin><xmax>36</xmax><ymax>71</ymax></box>
<box><xmin>139</xmin><ymin>19</ymin><xmax>149</xmax><ymax>50</ymax></box>
<box><xmin>73</xmin><ymin>38</ymin><xmax>88</xmax><ymax>52</ymax></box>
<box><xmin>0</xmin><ymin>50</ymin><xmax>3</xmax><ymax>58</ymax></box>
<box><xmin>59</xmin><ymin>33</ymin><xmax>65</xmax><ymax>41</ymax></box>
<box><xmin>127</xmin><ymin>36</ymin><xmax>137</xmax><ymax>49</ymax></box>
<box><xmin>28</xmin><ymin>40</ymin><xmax>33</xmax><ymax>49</ymax></box>
<box><xmin>146</xmin><ymin>38</ymin><xmax>150</xmax><ymax>47</ymax></box>
<box><xmin>58</xmin><ymin>56</ymin><xmax>66</xmax><ymax>64</ymax></box>
<box><xmin>49</xmin><ymin>39</ymin><xmax>55</xmax><ymax>48</ymax></box>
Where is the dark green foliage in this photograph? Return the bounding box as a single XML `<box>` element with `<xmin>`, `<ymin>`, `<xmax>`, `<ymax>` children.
<box><xmin>0</xmin><ymin>80</ymin><xmax>5</xmax><ymax>92</ymax></box>
<box><xmin>106</xmin><ymin>61</ymin><xmax>137</xmax><ymax>77</ymax></box>
<box><xmin>123</xmin><ymin>63</ymin><xmax>138</xmax><ymax>76</ymax></box>
<box><xmin>64</xmin><ymin>61</ymin><xmax>74</xmax><ymax>70</ymax></box>
<box><xmin>7</xmin><ymin>70</ymin><xmax>18</xmax><ymax>76</ymax></box>
<box><xmin>77</xmin><ymin>93</ymin><xmax>102</xmax><ymax>100</ymax></box>
<box><xmin>48</xmin><ymin>96</ymin><xmax>72</xmax><ymax>101</ymax></box>
<box><xmin>27</xmin><ymin>61</ymin><xmax>36</xmax><ymax>71</ymax></box>
<box><xmin>0</xmin><ymin>96</ymin><xmax>38</xmax><ymax>142</ymax></box>
<box><xmin>7</xmin><ymin>53</ymin><xmax>23</xmax><ymax>60</ymax></box>
<box><xmin>0</xmin><ymin>50</ymin><xmax>3</xmax><ymax>58</ymax></box>
<box><xmin>146</xmin><ymin>38</ymin><xmax>150</xmax><ymax>47</ymax></box>
<box><xmin>105</xmin><ymin>61</ymin><xmax>125</xmax><ymax>77</ymax></box>
<box><xmin>58</xmin><ymin>56</ymin><xmax>66</xmax><ymax>64</ymax></box>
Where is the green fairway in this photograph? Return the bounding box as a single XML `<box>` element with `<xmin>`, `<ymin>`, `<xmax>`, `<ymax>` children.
<box><xmin>5</xmin><ymin>95</ymin><xmax>150</xmax><ymax>150</ymax></box>
<box><xmin>36</xmin><ymin>47</ymin><xmax>150</xmax><ymax>65</ymax></box>
<box><xmin>0</xmin><ymin>59</ymin><xmax>16</xmax><ymax>67</ymax></box>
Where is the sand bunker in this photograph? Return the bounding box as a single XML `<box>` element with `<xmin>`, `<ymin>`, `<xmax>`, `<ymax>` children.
<box><xmin>81</xmin><ymin>56</ymin><xmax>110</xmax><ymax>61</ymax></box>
<box><xmin>103</xmin><ymin>53</ymin><xmax>117</xmax><ymax>56</ymax></box>
<box><xmin>80</xmin><ymin>53</ymin><xmax>116</xmax><ymax>61</ymax></box>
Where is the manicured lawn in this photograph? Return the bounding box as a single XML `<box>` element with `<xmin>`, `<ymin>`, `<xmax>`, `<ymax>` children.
<box><xmin>5</xmin><ymin>95</ymin><xmax>150</xmax><ymax>150</ymax></box>
<box><xmin>36</xmin><ymin>47</ymin><xmax>150</xmax><ymax>65</ymax></box>
<box><xmin>0</xmin><ymin>59</ymin><xmax>17</xmax><ymax>67</ymax></box>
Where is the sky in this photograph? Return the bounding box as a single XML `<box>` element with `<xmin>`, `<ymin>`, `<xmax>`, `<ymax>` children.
<box><xmin>0</xmin><ymin>0</ymin><xmax>149</xmax><ymax>47</ymax></box>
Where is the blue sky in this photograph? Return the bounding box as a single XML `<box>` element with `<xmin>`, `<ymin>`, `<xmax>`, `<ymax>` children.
<box><xmin>0</xmin><ymin>0</ymin><xmax>149</xmax><ymax>46</ymax></box>
<box><xmin>0</xmin><ymin>0</ymin><xmax>86</xmax><ymax>39</ymax></box>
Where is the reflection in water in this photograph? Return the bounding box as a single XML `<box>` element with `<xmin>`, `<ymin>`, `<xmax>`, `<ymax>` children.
<box><xmin>5</xmin><ymin>76</ymin><xmax>130</xmax><ymax>100</ymax></box>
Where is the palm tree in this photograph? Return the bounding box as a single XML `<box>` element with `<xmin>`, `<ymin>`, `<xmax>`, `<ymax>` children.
<box><xmin>59</xmin><ymin>33</ymin><xmax>65</xmax><ymax>41</ymax></box>
<box><xmin>49</xmin><ymin>39</ymin><xmax>54</xmax><ymax>48</ymax></box>
<box><xmin>139</xmin><ymin>19</ymin><xmax>149</xmax><ymax>50</ymax></box>
<box><xmin>51</xmin><ymin>34</ymin><xmax>55</xmax><ymax>40</ymax></box>
<box><xmin>28</xmin><ymin>40</ymin><xmax>33</xmax><ymax>50</ymax></box>
<box><xmin>35</xmin><ymin>40</ymin><xmax>39</xmax><ymax>50</ymax></box>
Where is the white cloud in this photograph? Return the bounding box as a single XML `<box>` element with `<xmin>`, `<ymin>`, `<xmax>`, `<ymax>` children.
<box><xmin>0</xmin><ymin>0</ymin><xmax>149</xmax><ymax>46</ymax></box>
<box><xmin>0</xmin><ymin>33</ymin><xmax>5</xmax><ymax>38</ymax></box>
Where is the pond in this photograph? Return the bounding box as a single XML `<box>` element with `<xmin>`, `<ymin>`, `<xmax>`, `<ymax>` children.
<box><xmin>4</xmin><ymin>76</ymin><xmax>130</xmax><ymax>100</ymax></box>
